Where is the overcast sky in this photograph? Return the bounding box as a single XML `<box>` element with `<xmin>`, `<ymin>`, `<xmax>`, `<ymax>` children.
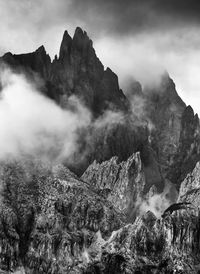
<box><xmin>0</xmin><ymin>0</ymin><xmax>200</xmax><ymax>114</ymax></box>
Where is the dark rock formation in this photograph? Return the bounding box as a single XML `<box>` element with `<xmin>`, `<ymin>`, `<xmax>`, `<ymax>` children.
<box><xmin>2</xmin><ymin>27</ymin><xmax>128</xmax><ymax>115</ymax></box>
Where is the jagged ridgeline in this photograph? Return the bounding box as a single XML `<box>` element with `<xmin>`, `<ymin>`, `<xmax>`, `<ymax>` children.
<box><xmin>0</xmin><ymin>27</ymin><xmax>199</xmax><ymax>273</ymax></box>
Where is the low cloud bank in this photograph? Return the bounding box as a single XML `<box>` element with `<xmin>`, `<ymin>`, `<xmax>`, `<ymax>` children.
<box><xmin>0</xmin><ymin>68</ymin><xmax>91</xmax><ymax>162</ymax></box>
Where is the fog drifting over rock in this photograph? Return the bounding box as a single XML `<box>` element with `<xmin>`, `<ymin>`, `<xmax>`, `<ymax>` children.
<box><xmin>0</xmin><ymin>68</ymin><xmax>91</xmax><ymax>161</ymax></box>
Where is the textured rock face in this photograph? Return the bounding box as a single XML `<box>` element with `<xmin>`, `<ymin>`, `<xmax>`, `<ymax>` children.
<box><xmin>68</xmin><ymin>117</ymin><xmax>150</xmax><ymax>176</ymax></box>
<box><xmin>128</xmin><ymin>74</ymin><xmax>200</xmax><ymax>186</ymax></box>
<box><xmin>82</xmin><ymin>152</ymin><xmax>164</xmax><ymax>221</ymax></box>
<box><xmin>82</xmin><ymin>152</ymin><xmax>145</xmax><ymax>220</ymax></box>
<box><xmin>146</xmin><ymin>75</ymin><xmax>186</xmax><ymax>175</ymax></box>
<box><xmin>178</xmin><ymin>161</ymin><xmax>200</xmax><ymax>207</ymax></box>
<box><xmin>0</xmin><ymin>159</ymin><xmax>124</xmax><ymax>273</ymax></box>
<box><xmin>85</xmin><ymin>208</ymin><xmax>200</xmax><ymax>274</ymax></box>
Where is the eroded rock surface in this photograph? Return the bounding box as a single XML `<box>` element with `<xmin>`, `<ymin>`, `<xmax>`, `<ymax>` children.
<box><xmin>0</xmin><ymin>160</ymin><xmax>124</xmax><ymax>273</ymax></box>
<box><xmin>82</xmin><ymin>152</ymin><xmax>161</xmax><ymax>221</ymax></box>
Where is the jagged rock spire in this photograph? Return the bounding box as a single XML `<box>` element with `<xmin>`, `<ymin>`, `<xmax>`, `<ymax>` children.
<box><xmin>59</xmin><ymin>30</ymin><xmax>72</xmax><ymax>60</ymax></box>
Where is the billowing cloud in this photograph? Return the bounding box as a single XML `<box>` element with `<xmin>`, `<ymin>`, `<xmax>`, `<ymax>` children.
<box><xmin>0</xmin><ymin>67</ymin><xmax>91</xmax><ymax>161</ymax></box>
<box><xmin>137</xmin><ymin>180</ymin><xmax>178</xmax><ymax>218</ymax></box>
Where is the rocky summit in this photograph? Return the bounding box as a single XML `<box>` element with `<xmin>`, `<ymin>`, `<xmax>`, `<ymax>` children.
<box><xmin>0</xmin><ymin>27</ymin><xmax>200</xmax><ymax>273</ymax></box>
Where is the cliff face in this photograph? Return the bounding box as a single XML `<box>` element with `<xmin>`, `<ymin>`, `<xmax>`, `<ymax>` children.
<box><xmin>82</xmin><ymin>153</ymin><xmax>145</xmax><ymax>220</ymax></box>
<box><xmin>82</xmin><ymin>152</ymin><xmax>164</xmax><ymax>221</ymax></box>
<box><xmin>145</xmin><ymin>75</ymin><xmax>186</xmax><ymax>175</ymax></box>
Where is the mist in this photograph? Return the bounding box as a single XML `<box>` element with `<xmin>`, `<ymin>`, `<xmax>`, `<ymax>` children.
<box><xmin>94</xmin><ymin>30</ymin><xmax>200</xmax><ymax>116</ymax></box>
<box><xmin>0</xmin><ymin>68</ymin><xmax>91</xmax><ymax>162</ymax></box>
<box><xmin>137</xmin><ymin>181</ymin><xmax>178</xmax><ymax>218</ymax></box>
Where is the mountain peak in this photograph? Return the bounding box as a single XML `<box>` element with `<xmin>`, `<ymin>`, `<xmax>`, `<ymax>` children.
<box><xmin>73</xmin><ymin>27</ymin><xmax>93</xmax><ymax>51</ymax></box>
<box><xmin>59</xmin><ymin>30</ymin><xmax>72</xmax><ymax>59</ymax></box>
<box><xmin>36</xmin><ymin>45</ymin><xmax>46</xmax><ymax>53</ymax></box>
<box><xmin>74</xmin><ymin>27</ymin><xmax>87</xmax><ymax>38</ymax></box>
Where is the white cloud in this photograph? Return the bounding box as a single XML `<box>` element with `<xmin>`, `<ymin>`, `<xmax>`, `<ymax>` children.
<box><xmin>94</xmin><ymin>28</ymin><xmax>200</xmax><ymax>115</ymax></box>
<box><xmin>0</xmin><ymin>68</ymin><xmax>91</xmax><ymax>161</ymax></box>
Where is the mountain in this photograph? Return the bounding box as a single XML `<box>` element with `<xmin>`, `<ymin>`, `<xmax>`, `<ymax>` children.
<box><xmin>0</xmin><ymin>27</ymin><xmax>200</xmax><ymax>273</ymax></box>
<box><xmin>2</xmin><ymin>28</ymin><xmax>127</xmax><ymax>114</ymax></box>
<box><xmin>2</xmin><ymin>27</ymin><xmax>199</xmax><ymax>187</ymax></box>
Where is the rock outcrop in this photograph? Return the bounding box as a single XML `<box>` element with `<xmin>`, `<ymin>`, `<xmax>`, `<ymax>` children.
<box><xmin>82</xmin><ymin>152</ymin><xmax>164</xmax><ymax>221</ymax></box>
<box><xmin>82</xmin><ymin>153</ymin><xmax>145</xmax><ymax>220</ymax></box>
